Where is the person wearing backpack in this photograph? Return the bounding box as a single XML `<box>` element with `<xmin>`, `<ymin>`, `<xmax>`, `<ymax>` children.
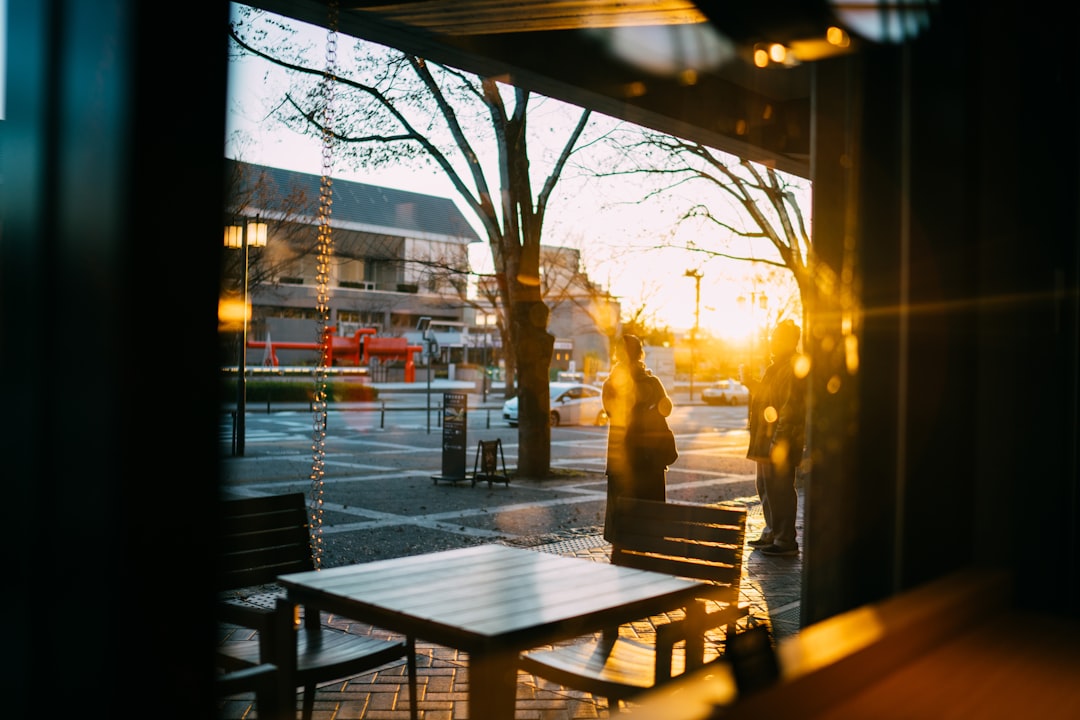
<box><xmin>602</xmin><ymin>334</ymin><xmax>676</xmax><ymax>542</ymax></box>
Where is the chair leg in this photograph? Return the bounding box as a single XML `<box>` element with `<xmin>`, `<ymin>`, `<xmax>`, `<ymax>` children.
<box><xmin>272</xmin><ymin>598</ymin><xmax>298</xmax><ymax>720</ymax></box>
<box><xmin>302</xmin><ymin>683</ymin><xmax>316</xmax><ymax>720</ymax></box>
<box><xmin>253</xmin><ymin>686</ymin><xmax>277</xmax><ymax>720</ymax></box>
<box><xmin>407</xmin><ymin>636</ymin><xmax>419</xmax><ymax>720</ymax></box>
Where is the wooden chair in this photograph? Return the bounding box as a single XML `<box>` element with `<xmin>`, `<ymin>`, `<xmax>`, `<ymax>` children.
<box><xmin>519</xmin><ymin>497</ymin><xmax>750</xmax><ymax>713</ymax></box>
<box><xmin>217</xmin><ymin>492</ymin><xmax>419</xmax><ymax>720</ymax></box>
<box><xmin>471</xmin><ymin>438</ymin><xmax>510</xmax><ymax>487</ymax></box>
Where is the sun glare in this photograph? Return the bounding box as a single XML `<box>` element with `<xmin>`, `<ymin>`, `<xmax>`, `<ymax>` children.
<box><xmin>707</xmin><ymin>302</ymin><xmax>759</xmax><ymax>343</ymax></box>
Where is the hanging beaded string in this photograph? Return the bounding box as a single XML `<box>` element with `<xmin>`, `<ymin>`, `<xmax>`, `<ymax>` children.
<box><xmin>309</xmin><ymin>0</ymin><xmax>338</xmax><ymax>570</ymax></box>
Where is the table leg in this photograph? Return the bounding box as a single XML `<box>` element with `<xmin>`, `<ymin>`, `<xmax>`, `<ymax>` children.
<box><xmin>469</xmin><ymin>648</ymin><xmax>519</xmax><ymax>719</ymax></box>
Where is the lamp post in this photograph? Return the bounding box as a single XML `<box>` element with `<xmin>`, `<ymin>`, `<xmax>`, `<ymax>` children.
<box><xmin>479</xmin><ymin>312</ymin><xmax>492</xmax><ymax>403</ymax></box>
<box><xmin>481</xmin><ymin>338</ymin><xmax>488</xmax><ymax>403</ymax></box>
<box><xmin>684</xmin><ymin>269</ymin><xmax>702</xmax><ymax>401</ymax></box>
<box><xmin>224</xmin><ymin>217</ymin><xmax>267</xmax><ymax>456</ymax></box>
<box><xmin>417</xmin><ymin>316</ymin><xmax>433</xmax><ymax>434</ymax></box>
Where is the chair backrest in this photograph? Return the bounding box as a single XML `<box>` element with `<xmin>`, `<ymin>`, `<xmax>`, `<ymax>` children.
<box><xmin>218</xmin><ymin>492</ymin><xmax>314</xmax><ymax>592</ymax></box>
<box><xmin>609</xmin><ymin>497</ymin><xmax>746</xmax><ymax>605</ymax></box>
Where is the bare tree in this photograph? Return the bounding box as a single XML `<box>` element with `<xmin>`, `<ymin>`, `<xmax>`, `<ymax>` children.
<box><xmin>600</xmin><ymin>129</ymin><xmax>815</xmax><ymax>327</ymax></box>
<box><xmin>229</xmin><ymin>11</ymin><xmax>598</xmax><ymax>477</ymax></box>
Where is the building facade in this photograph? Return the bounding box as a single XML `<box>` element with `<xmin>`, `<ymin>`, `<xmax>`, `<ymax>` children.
<box><xmin>223</xmin><ymin>161</ymin><xmax>618</xmax><ymax>382</ymax></box>
<box><xmin>540</xmin><ymin>245</ymin><xmax>620</xmax><ymax>384</ymax></box>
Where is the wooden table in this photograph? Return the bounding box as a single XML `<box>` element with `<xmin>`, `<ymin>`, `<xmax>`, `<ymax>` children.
<box><xmin>278</xmin><ymin>543</ymin><xmax>729</xmax><ymax>719</ymax></box>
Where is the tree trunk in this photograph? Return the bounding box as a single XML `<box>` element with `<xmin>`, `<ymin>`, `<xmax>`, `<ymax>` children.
<box><xmin>501</xmin><ymin>330</ymin><xmax>517</xmax><ymax>400</ymax></box>
<box><xmin>512</xmin><ymin>299</ymin><xmax>553</xmax><ymax>478</ymax></box>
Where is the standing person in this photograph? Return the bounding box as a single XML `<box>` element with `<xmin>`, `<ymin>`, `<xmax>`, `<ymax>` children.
<box><xmin>742</xmin><ymin>319</ymin><xmax>807</xmax><ymax>557</ymax></box>
<box><xmin>601</xmin><ymin>334</ymin><xmax>675</xmax><ymax>542</ymax></box>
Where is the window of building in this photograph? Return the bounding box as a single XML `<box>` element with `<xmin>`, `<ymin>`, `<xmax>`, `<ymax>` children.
<box><xmin>337</xmin><ymin>257</ymin><xmax>366</xmax><ymax>286</ymax></box>
<box><xmin>338</xmin><ymin>310</ymin><xmax>384</xmax><ymax>334</ymax></box>
<box><xmin>261</xmin><ymin>305</ymin><xmax>322</xmax><ymax>320</ymax></box>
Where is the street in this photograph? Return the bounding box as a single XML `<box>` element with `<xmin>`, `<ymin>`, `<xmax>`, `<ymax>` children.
<box><xmin>219</xmin><ymin>397</ymin><xmax>760</xmax><ymax>566</ymax></box>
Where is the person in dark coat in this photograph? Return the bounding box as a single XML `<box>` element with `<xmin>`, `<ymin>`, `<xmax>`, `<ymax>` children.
<box><xmin>743</xmin><ymin>319</ymin><xmax>808</xmax><ymax>556</ymax></box>
<box><xmin>602</xmin><ymin>334</ymin><xmax>674</xmax><ymax>542</ymax></box>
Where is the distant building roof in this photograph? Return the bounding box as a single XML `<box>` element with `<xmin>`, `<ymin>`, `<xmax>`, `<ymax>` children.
<box><xmin>226</xmin><ymin>159</ymin><xmax>482</xmax><ymax>243</ymax></box>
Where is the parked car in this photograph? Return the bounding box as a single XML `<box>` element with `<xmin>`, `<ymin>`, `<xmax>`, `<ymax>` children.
<box><xmin>503</xmin><ymin>381</ymin><xmax>608</xmax><ymax>427</ymax></box>
<box><xmin>701</xmin><ymin>378</ymin><xmax>751</xmax><ymax>406</ymax></box>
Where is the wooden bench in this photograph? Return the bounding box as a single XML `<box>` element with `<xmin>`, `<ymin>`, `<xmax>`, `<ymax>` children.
<box><xmin>519</xmin><ymin>497</ymin><xmax>751</xmax><ymax>713</ymax></box>
<box><xmin>217</xmin><ymin>492</ymin><xmax>418</xmax><ymax>720</ymax></box>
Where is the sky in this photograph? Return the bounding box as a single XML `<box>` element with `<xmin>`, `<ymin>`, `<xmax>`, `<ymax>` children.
<box><xmin>224</xmin><ymin>4</ymin><xmax>806</xmax><ymax>341</ymax></box>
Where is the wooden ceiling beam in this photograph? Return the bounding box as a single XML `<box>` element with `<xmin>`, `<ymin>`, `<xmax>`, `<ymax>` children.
<box><xmin>350</xmin><ymin>1</ymin><xmax>707</xmax><ymax>35</ymax></box>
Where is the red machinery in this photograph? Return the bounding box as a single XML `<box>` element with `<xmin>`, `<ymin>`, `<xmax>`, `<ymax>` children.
<box><xmin>247</xmin><ymin>328</ymin><xmax>423</xmax><ymax>382</ymax></box>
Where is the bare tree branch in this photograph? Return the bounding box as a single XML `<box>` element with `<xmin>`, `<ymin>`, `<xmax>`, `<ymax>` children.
<box><xmin>592</xmin><ymin>127</ymin><xmax>815</xmax><ymax>327</ymax></box>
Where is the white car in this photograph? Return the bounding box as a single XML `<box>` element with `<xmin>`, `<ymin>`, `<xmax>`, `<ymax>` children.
<box><xmin>503</xmin><ymin>381</ymin><xmax>608</xmax><ymax>427</ymax></box>
<box><xmin>701</xmin><ymin>378</ymin><xmax>751</xmax><ymax>406</ymax></box>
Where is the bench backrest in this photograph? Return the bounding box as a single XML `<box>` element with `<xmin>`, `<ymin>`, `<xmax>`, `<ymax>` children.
<box><xmin>218</xmin><ymin>492</ymin><xmax>314</xmax><ymax>592</ymax></box>
<box><xmin>609</xmin><ymin>497</ymin><xmax>746</xmax><ymax>605</ymax></box>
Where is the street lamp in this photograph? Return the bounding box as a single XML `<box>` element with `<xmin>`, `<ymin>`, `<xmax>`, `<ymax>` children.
<box><xmin>224</xmin><ymin>217</ymin><xmax>267</xmax><ymax>456</ymax></box>
<box><xmin>684</xmin><ymin>269</ymin><xmax>702</xmax><ymax>401</ymax></box>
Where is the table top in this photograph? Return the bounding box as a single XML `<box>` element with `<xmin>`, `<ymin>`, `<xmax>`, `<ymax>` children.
<box><xmin>278</xmin><ymin>544</ymin><xmax>724</xmax><ymax>653</ymax></box>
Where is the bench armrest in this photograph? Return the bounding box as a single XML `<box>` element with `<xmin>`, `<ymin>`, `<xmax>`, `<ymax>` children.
<box><xmin>655</xmin><ymin>601</ymin><xmax>752</xmax><ymax>680</ymax></box>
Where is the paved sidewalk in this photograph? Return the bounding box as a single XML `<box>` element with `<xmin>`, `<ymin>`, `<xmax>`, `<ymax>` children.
<box><xmin>218</xmin><ymin>492</ymin><xmax>803</xmax><ymax>719</ymax></box>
